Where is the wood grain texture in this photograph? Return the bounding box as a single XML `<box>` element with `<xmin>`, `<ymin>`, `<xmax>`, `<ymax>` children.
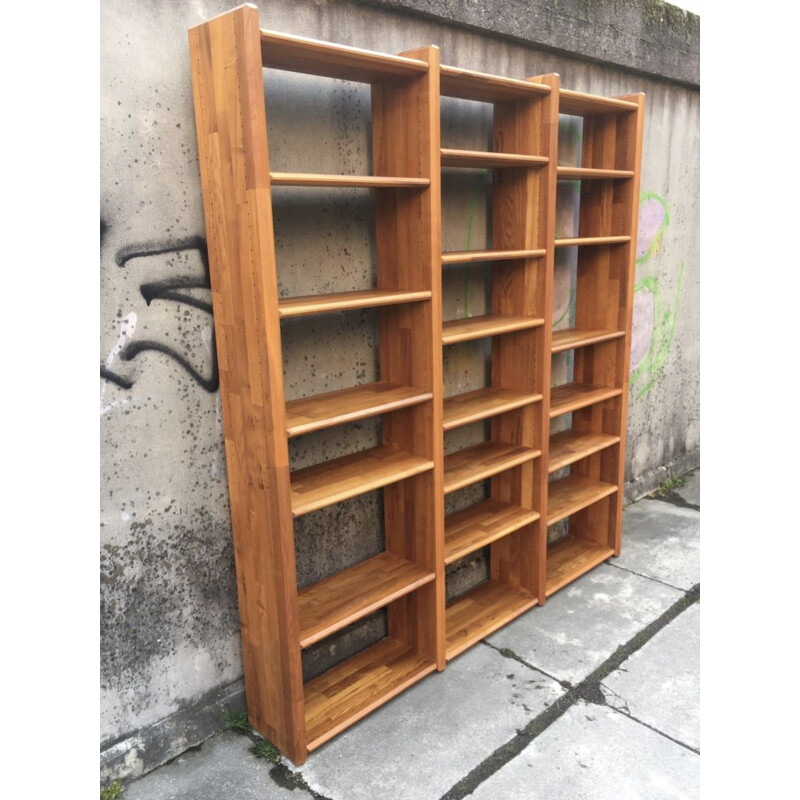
<box><xmin>549</xmin><ymin>382</ymin><xmax>622</xmax><ymax>418</ymax></box>
<box><xmin>270</xmin><ymin>173</ymin><xmax>429</xmax><ymax>188</ymax></box>
<box><xmin>441</xmin><ymin>148</ymin><xmax>549</xmax><ymax>169</ymax></box>
<box><xmin>440</xmin><ymin>64</ymin><xmax>550</xmax><ymax>102</ymax></box>
<box><xmin>444</xmin><ymin>441</ymin><xmax>540</xmax><ymax>494</ymax></box>
<box><xmin>554</xmin><ymin>235</ymin><xmax>631</xmax><ymax>247</ymax></box>
<box><xmin>557</xmin><ymin>166</ymin><xmax>634</xmax><ymax>180</ymax></box>
<box><xmin>442</xmin><ymin>314</ymin><xmax>545</xmax><ymax>344</ymax></box>
<box><xmin>443</xmin><ymin>386</ymin><xmax>542</xmax><ymax>431</ymax></box>
<box><xmin>548</xmin><ymin>429</ymin><xmax>620</xmax><ymax>473</ymax></box>
<box><xmin>298</xmin><ymin>552</ymin><xmax>435</xmax><ymax>648</ymax></box>
<box><xmin>278</xmin><ymin>289</ymin><xmax>431</xmax><ymax>318</ymax></box>
<box><xmin>442</xmin><ymin>248</ymin><xmax>546</xmax><ymax>264</ymax></box>
<box><xmin>286</xmin><ymin>382</ymin><xmax>432</xmax><ymax>437</ymax></box>
<box><xmin>551</xmin><ymin>328</ymin><xmax>625</xmax><ymax>353</ymax></box>
<box><xmin>547</xmin><ymin>474</ymin><xmax>617</xmax><ymax>525</ymax></box>
<box><xmin>304</xmin><ymin>637</ymin><xmax>436</xmax><ymax>750</ymax></box>
<box><xmin>558</xmin><ymin>89</ymin><xmax>638</xmax><ymax>116</ymax></box>
<box><xmin>546</xmin><ymin>537</ymin><xmax>614</xmax><ymax>596</ymax></box>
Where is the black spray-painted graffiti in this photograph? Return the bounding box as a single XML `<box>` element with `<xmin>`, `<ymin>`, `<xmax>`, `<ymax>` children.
<box><xmin>101</xmin><ymin>235</ymin><xmax>219</xmax><ymax>393</ymax></box>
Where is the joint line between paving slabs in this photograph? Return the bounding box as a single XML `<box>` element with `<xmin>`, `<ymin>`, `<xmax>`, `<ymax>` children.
<box><xmin>438</xmin><ymin>585</ymin><xmax>700</xmax><ymax>800</ymax></box>
<box><xmin>605</xmin><ymin>560</ymin><xmax>687</xmax><ymax>592</ymax></box>
<box><xmin>481</xmin><ymin>641</ymin><xmax>572</xmax><ymax>690</ymax></box>
<box><xmin>601</xmin><ymin>700</ymin><xmax>700</xmax><ymax>755</ymax></box>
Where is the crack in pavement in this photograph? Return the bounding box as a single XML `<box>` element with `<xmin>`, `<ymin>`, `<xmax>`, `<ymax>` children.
<box><xmin>606</xmin><ymin>560</ymin><xmax>688</xmax><ymax>593</ymax></box>
<box><xmin>482</xmin><ymin>641</ymin><xmax>572</xmax><ymax>691</ymax></box>
<box><xmin>438</xmin><ymin>584</ymin><xmax>700</xmax><ymax>800</ymax></box>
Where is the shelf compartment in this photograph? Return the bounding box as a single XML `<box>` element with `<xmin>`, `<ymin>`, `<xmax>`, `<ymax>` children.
<box><xmin>291</xmin><ymin>445</ymin><xmax>433</xmax><ymax>517</ymax></box>
<box><xmin>546</xmin><ymin>536</ymin><xmax>614</xmax><ymax>597</ymax></box>
<box><xmin>559</xmin><ymin>89</ymin><xmax>638</xmax><ymax>116</ymax></box>
<box><xmin>304</xmin><ymin>637</ymin><xmax>436</xmax><ymax>750</ymax></box>
<box><xmin>443</xmin><ymin>386</ymin><xmax>542</xmax><ymax>431</ymax></box>
<box><xmin>270</xmin><ymin>173</ymin><xmax>429</xmax><ymax>189</ymax></box>
<box><xmin>441</xmin><ymin>148</ymin><xmax>548</xmax><ymax>169</ymax></box>
<box><xmin>550</xmin><ymin>382</ymin><xmax>623</xmax><ymax>418</ymax></box>
<box><xmin>442</xmin><ymin>314</ymin><xmax>545</xmax><ymax>345</ymax></box>
<box><xmin>445</xmin><ymin>580</ymin><xmax>537</xmax><ymax>660</ymax></box>
<box><xmin>278</xmin><ymin>289</ymin><xmax>431</xmax><ymax>318</ymax></box>
<box><xmin>445</xmin><ymin>499</ymin><xmax>539</xmax><ymax>565</ymax></box>
<box><xmin>548</xmin><ymin>475</ymin><xmax>617</xmax><ymax>525</ymax></box>
<box><xmin>551</xmin><ymin>328</ymin><xmax>625</xmax><ymax>353</ymax></box>
<box><xmin>444</xmin><ymin>441</ymin><xmax>539</xmax><ymax>494</ymax></box>
<box><xmin>548</xmin><ymin>430</ymin><xmax>620</xmax><ymax>473</ymax></box>
<box><xmin>557</xmin><ymin>166</ymin><xmax>635</xmax><ymax>181</ymax></box>
<box><xmin>442</xmin><ymin>248</ymin><xmax>546</xmax><ymax>265</ymax></box>
<box><xmin>554</xmin><ymin>235</ymin><xmax>631</xmax><ymax>247</ymax></box>
<box><xmin>441</xmin><ymin>64</ymin><xmax>550</xmax><ymax>102</ymax></box>
<box><xmin>260</xmin><ymin>29</ymin><xmax>428</xmax><ymax>83</ymax></box>
<box><xmin>298</xmin><ymin>552</ymin><xmax>435</xmax><ymax>648</ymax></box>
<box><xmin>286</xmin><ymin>381</ymin><xmax>432</xmax><ymax>437</ymax></box>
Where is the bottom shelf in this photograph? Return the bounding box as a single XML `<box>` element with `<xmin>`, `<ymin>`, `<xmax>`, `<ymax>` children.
<box><xmin>445</xmin><ymin>580</ymin><xmax>537</xmax><ymax>660</ymax></box>
<box><xmin>304</xmin><ymin>637</ymin><xmax>436</xmax><ymax>751</ymax></box>
<box><xmin>545</xmin><ymin>536</ymin><xmax>613</xmax><ymax>597</ymax></box>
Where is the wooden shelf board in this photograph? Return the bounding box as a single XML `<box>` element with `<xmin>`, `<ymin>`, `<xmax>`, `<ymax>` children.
<box><xmin>554</xmin><ymin>235</ymin><xmax>631</xmax><ymax>247</ymax></box>
<box><xmin>260</xmin><ymin>29</ymin><xmax>428</xmax><ymax>83</ymax></box>
<box><xmin>547</xmin><ymin>474</ymin><xmax>618</xmax><ymax>525</ymax></box>
<box><xmin>298</xmin><ymin>552</ymin><xmax>435</xmax><ymax>648</ymax></box>
<box><xmin>444</xmin><ymin>441</ymin><xmax>540</xmax><ymax>494</ymax></box>
<box><xmin>557</xmin><ymin>166</ymin><xmax>634</xmax><ymax>180</ymax></box>
<box><xmin>445</xmin><ymin>498</ymin><xmax>539</xmax><ymax>565</ymax></box>
<box><xmin>549</xmin><ymin>382</ymin><xmax>622</xmax><ymax>418</ymax></box>
<box><xmin>546</xmin><ymin>536</ymin><xmax>614</xmax><ymax>597</ymax></box>
<box><xmin>441</xmin><ymin>148</ymin><xmax>548</xmax><ymax>169</ymax></box>
<box><xmin>286</xmin><ymin>381</ymin><xmax>432</xmax><ymax>438</ymax></box>
<box><xmin>278</xmin><ymin>289</ymin><xmax>431</xmax><ymax>318</ymax></box>
<box><xmin>559</xmin><ymin>89</ymin><xmax>639</xmax><ymax>116</ymax></box>
<box><xmin>441</xmin><ymin>64</ymin><xmax>550</xmax><ymax>102</ymax></box>
<box><xmin>548</xmin><ymin>430</ymin><xmax>620</xmax><ymax>473</ymax></box>
<box><xmin>270</xmin><ymin>173</ymin><xmax>429</xmax><ymax>188</ymax></box>
<box><xmin>304</xmin><ymin>637</ymin><xmax>436</xmax><ymax>751</ymax></box>
<box><xmin>444</xmin><ymin>386</ymin><xmax>542</xmax><ymax>431</ymax></box>
<box><xmin>291</xmin><ymin>445</ymin><xmax>433</xmax><ymax>517</ymax></box>
<box><xmin>551</xmin><ymin>328</ymin><xmax>625</xmax><ymax>353</ymax></box>
<box><xmin>442</xmin><ymin>314</ymin><xmax>545</xmax><ymax>345</ymax></box>
<box><xmin>446</xmin><ymin>580</ymin><xmax>537</xmax><ymax>660</ymax></box>
<box><xmin>442</xmin><ymin>248</ymin><xmax>546</xmax><ymax>264</ymax></box>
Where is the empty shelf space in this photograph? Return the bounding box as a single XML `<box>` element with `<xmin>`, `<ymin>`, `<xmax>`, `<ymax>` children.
<box><xmin>443</xmin><ymin>314</ymin><xmax>545</xmax><ymax>345</ymax></box>
<box><xmin>548</xmin><ymin>475</ymin><xmax>617</xmax><ymax>525</ymax></box>
<box><xmin>551</xmin><ymin>328</ymin><xmax>625</xmax><ymax>353</ymax></box>
<box><xmin>550</xmin><ymin>382</ymin><xmax>622</xmax><ymax>418</ymax></box>
<box><xmin>443</xmin><ymin>387</ymin><xmax>542</xmax><ymax>431</ymax></box>
<box><xmin>441</xmin><ymin>148</ymin><xmax>548</xmax><ymax>169</ymax></box>
<box><xmin>548</xmin><ymin>430</ymin><xmax>620</xmax><ymax>473</ymax></box>
<box><xmin>278</xmin><ymin>289</ymin><xmax>430</xmax><ymax>318</ymax></box>
<box><xmin>304</xmin><ymin>637</ymin><xmax>435</xmax><ymax>751</ymax></box>
<box><xmin>442</xmin><ymin>248</ymin><xmax>546</xmax><ymax>265</ymax></box>
<box><xmin>546</xmin><ymin>536</ymin><xmax>614</xmax><ymax>597</ymax></box>
<box><xmin>559</xmin><ymin>89</ymin><xmax>639</xmax><ymax>116</ymax></box>
<box><xmin>291</xmin><ymin>445</ymin><xmax>433</xmax><ymax>517</ymax></box>
<box><xmin>270</xmin><ymin>173</ymin><xmax>429</xmax><ymax>188</ymax></box>
<box><xmin>445</xmin><ymin>499</ymin><xmax>539</xmax><ymax>565</ymax></box>
<box><xmin>444</xmin><ymin>441</ymin><xmax>540</xmax><ymax>494</ymax></box>
<box><xmin>298</xmin><ymin>552</ymin><xmax>435</xmax><ymax>648</ymax></box>
<box><xmin>446</xmin><ymin>580</ymin><xmax>537</xmax><ymax>660</ymax></box>
<box><xmin>554</xmin><ymin>235</ymin><xmax>631</xmax><ymax>247</ymax></box>
<box><xmin>441</xmin><ymin>64</ymin><xmax>550</xmax><ymax>102</ymax></box>
<box><xmin>557</xmin><ymin>166</ymin><xmax>635</xmax><ymax>180</ymax></box>
<box><xmin>260</xmin><ymin>29</ymin><xmax>428</xmax><ymax>83</ymax></box>
<box><xmin>286</xmin><ymin>381</ymin><xmax>432</xmax><ymax>437</ymax></box>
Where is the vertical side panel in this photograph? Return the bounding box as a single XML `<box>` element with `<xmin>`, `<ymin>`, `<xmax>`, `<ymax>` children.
<box><xmin>188</xmin><ymin>5</ymin><xmax>306</xmax><ymax>764</ymax></box>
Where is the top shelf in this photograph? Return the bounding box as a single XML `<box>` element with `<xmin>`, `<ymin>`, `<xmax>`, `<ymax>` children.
<box><xmin>271</xmin><ymin>174</ymin><xmax>429</xmax><ymax>189</ymax></box>
<box><xmin>440</xmin><ymin>64</ymin><xmax>550</xmax><ymax>103</ymax></box>
<box><xmin>260</xmin><ymin>29</ymin><xmax>428</xmax><ymax>83</ymax></box>
<box><xmin>559</xmin><ymin>89</ymin><xmax>638</xmax><ymax>116</ymax></box>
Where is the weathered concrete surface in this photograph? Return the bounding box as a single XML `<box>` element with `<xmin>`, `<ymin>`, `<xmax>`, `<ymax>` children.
<box><xmin>300</xmin><ymin>644</ymin><xmax>564</xmax><ymax>800</ymax></box>
<box><xmin>615</xmin><ymin>498</ymin><xmax>699</xmax><ymax>590</ymax></box>
<box><xmin>360</xmin><ymin>0</ymin><xmax>700</xmax><ymax>86</ymax></box>
<box><xmin>100</xmin><ymin>0</ymin><xmax>699</xmax><ymax>780</ymax></box>
<box><xmin>468</xmin><ymin>700</ymin><xmax>700</xmax><ymax>800</ymax></box>
<box><xmin>603</xmin><ymin>603</ymin><xmax>700</xmax><ymax>750</ymax></box>
<box><xmin>488</xmin><ymin>565</ymin><xmax>682</xmax><ymax>683</ymax></box>
<box><xmin>676</xmin><ymin>468</ymin><xmax>700</xmax><ymax>506</ymax></box>
<box><xmin>122</xmin><ymin>731</ymin><xmax>302</xmax><ymax>800</ymax></box>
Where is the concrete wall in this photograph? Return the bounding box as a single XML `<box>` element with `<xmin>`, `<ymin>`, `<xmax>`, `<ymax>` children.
<box><xmin>100</xmin><ymin>0</ymin><xmax>699</xmax><ymax>782</ymax></box>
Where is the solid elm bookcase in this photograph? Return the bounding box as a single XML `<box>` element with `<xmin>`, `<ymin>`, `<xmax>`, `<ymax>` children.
<box><xmin>188</xmin><ymin>3</ymin><xmax>643</xmax><ymax>765</ymax></box>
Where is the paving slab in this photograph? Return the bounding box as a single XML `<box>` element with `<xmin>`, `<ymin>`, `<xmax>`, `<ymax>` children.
<box><xmin>615</xmin><ymin>499</ymin><xmax>700</xmax><ymax>590</ymax></box>
<box><xmin>675</xmin><ymin>469</ymin><xmax>700</xmax><ymax>507</ymax></box>
<box><xmin>121</xmin><ymin>730</ymin><xmax>303</xmax><ymax>800</ymax></box>
<box><xmin>602</xmin><ymin>603</ymin><xmax>699</xmax><ymax>750</ymax></box>
<box><xmin>469</xmin><ymin>700</ymin><xmax>700</xmax><ymax>800</ymax></box>
<box><xmin>488</xmin><ymin>564</ymin><xmax>682</xmax><ymax>684</ymax></box>
<box><xmin>298</xmin><ymin>643</ymin><xmax>563</xmax><ymax>800</ymax></box>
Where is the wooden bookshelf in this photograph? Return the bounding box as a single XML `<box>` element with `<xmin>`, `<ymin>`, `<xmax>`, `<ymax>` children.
<box><xmin>189</xmin><ymin>4</ymin><xmax>644</xmax><ymax>762</ymax></box>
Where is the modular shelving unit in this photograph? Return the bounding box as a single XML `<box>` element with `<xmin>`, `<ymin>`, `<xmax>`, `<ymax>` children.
<box><xmin>188</xmin><ymin>3</ymin><xmax>644</xmax><ymax>765</ymax></box>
